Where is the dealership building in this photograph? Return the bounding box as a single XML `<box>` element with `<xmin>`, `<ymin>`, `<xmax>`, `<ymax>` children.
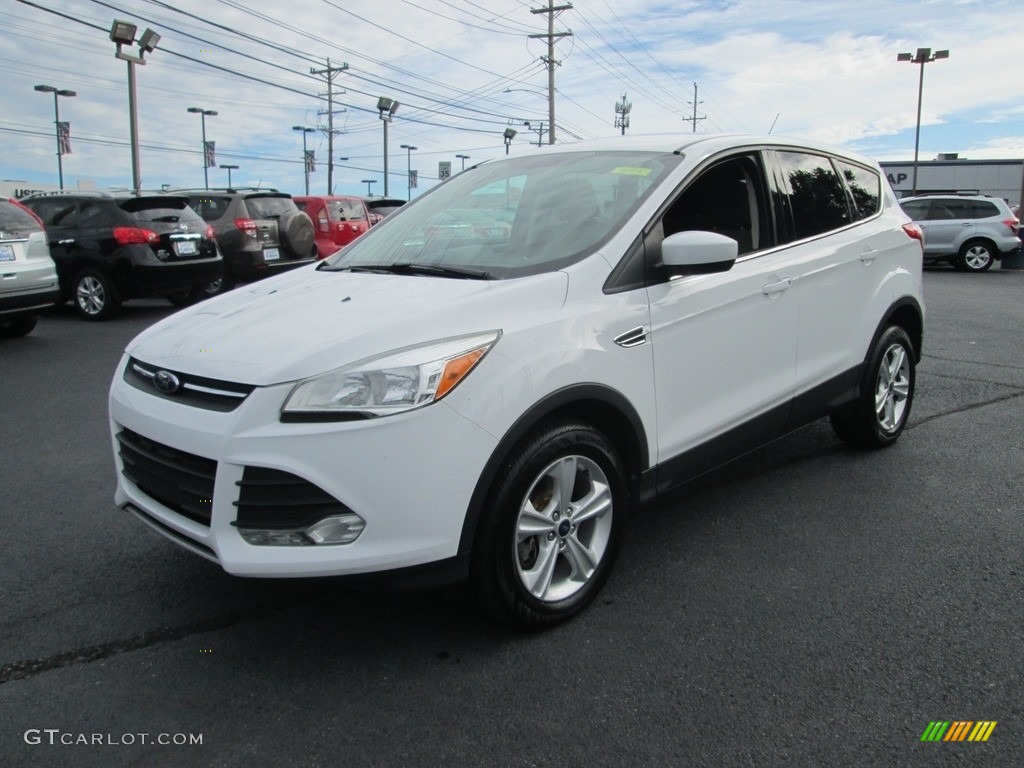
<box><xmin>879</xmin><ymin>156</ymin><xmax>1024</xmax><ymax>205</ymax></box>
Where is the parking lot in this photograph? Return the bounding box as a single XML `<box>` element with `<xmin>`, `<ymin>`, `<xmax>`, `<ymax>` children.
<box><xmin>1</xmin><ymin>266</ymin><xmax>1022</xmax><ymax>766</ymax></box>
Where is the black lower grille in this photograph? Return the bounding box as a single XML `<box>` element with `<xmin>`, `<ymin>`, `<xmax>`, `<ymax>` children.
<box><xmin>234</xmin><ymin>466</ymin><xmax>353</xmax><ymax>529</ymax></box>
<box><xmin>117</xmin><ymin>429</ymin><xmax>216</xmax><ymax>526</ymax></box>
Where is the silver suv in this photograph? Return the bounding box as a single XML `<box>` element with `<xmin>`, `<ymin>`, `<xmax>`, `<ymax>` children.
<box><xmin>899</xmin><ymin>193</ymin><xmax>1021</xmax><ymax>272</ymax></box>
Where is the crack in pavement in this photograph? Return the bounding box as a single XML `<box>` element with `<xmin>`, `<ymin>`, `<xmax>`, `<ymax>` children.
<box><xmin>921</xmin><ymin>352</ymin><xmax>1024</xmax><ymax>373</ymax></box>
<box><xmin>908</xmin><ymin>389</ymin><xmax>1024</xmax><ymax>430</ymax></box>
<box><xmin>0</xmin><ymin>610</ymin><xmax>260</xmax><ymax>686</ymax></box>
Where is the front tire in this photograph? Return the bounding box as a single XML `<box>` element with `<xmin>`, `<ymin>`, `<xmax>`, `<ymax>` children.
<box><xmin>830</xmin><ymin>326</ymin><xmax>915</xmax><ymax>449</ymax></box>
<box><xmin>471</xmin><ymin>422</ymin><xmax>627</xmax><ymax>628</ymax></box>
<box><xmin>958</xmin><ymin>240</ymin><xmax>994</xmax><ymax>272</ymax></box>
<box><xmin>72</xmin><ymin>268</ymin><xmax>120</xmax><ymax>320</ymax></box>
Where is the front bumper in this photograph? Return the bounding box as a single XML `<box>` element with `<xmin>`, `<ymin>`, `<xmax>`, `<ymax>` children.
<box><xmin>109</xmin><ymin>354</ymin><xmax>499</xmax><ymax>577</ymax></box>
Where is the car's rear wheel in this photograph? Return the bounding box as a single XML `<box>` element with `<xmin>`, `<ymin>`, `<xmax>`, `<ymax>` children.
<box><xmin>0</xmin><ymin>314</ymin><xmax>38</xmax><ymax>338</ymax></box>
<box><xmin>73</xmin><ymin>268</ymin><xmax>120</xmax><ymax>320</ymax></box>
<box><xmin>957</xmin><ymin>240</ymin><xmax>994</xmax><ymax>272</ymax></box>
<box><xmin>471</xmin><ymin>422</ymin><xmax>626</xmax><ymax>628</ymax></box>
<box><xmin>830</xmin><ymin>326</ymin><xmax>915</xmax><ymax>449</ymax></box>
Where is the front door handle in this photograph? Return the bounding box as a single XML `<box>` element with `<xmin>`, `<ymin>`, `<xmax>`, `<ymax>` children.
<box><xmin>761</xmin><ymin>277</ymin><xmax>791</xmax><ymax>295</ymax></box>
<box><xmin>58</xmin><ymin>239</ymin><xmax>74</xmax><ymax>245</ymax></box>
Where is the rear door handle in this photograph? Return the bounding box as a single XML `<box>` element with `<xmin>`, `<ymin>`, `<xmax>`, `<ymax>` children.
<box><xmin>761</xmin><ymin>278</ymin><xmax>791</xmax><ymax>295</ymax></box>
<box><xmin>860</xmin><ymin>246</ymin><xmax>879</xmax><ymax>263</ymax></box>
<box><xmin>58</xmin><ymin>239</ymin><xmax>74</xmax><ymax>245</ymax></box>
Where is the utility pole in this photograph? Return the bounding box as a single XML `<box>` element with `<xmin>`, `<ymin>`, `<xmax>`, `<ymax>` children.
<box><xmin>310</xmin><ymin>58</ymin><xmax>349</xmax><ymax>195</ymax></box>
<box><xmin>529</xmin><ymin>1</ymin><xmax>572</xmax><ymax>145</ymax></box>
<box><xmin>614</xmin><ymin>93</ymin><xmax>631</xmax><ymax>135</ymax></box>
<box><xmin>686</xmin><ymin>82</ymin><xmax>706</xmax><ymax>133</ymax></box>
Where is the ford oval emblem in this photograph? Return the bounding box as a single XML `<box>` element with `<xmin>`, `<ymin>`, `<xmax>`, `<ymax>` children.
<box><xmin>153</xmin><ymin>370</ymin><xmax>181</xmax><ymax>394</ymax></box>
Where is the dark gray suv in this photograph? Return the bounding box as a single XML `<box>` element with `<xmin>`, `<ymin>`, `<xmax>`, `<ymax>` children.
<box><xmin>177</xmin><ymin>188</ymin><xmax>316</xmax><ymax>292</ymax></box>
<box><xmin>899</xmin><ymin>193</ymin><xmax>1021</xmax><ymax>272</ymax></box>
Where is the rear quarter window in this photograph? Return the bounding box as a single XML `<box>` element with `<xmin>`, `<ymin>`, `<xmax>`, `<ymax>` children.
<box><xmin>836</xmin><ymin>161</ymin><xmax>880</xmax><ymax>221</ymax></box>
<box><xmin>969</xmin><ymin>201</ymin><xmax>1000</xmax><ymax>219</ymax></box>
<box><xmin>776</xmin><ymin>151</ymin><xmax>852</xmax><ymax>240</ymax></box>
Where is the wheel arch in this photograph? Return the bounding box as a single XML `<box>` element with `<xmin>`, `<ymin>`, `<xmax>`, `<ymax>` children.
<box><xmin>458</xmin><ymin>384</ymin><xmax>649</xmax><ymax>555</ymax></box>
<box><xmin>873</xmin><ymin>296</ymin><xmax>924</xmax><ymax>364</ymax></box>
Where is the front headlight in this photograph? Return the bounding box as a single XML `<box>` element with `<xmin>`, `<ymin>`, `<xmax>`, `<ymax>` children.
<box><xmin>281</xmin><ymin>331</ymin><xmax>500</xmax><ymax>420</ymax></box>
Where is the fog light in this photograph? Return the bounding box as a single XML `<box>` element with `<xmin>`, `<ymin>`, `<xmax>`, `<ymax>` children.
<box><xmin>237</xmin><ymin>512</ymin><xmax>365</xmax><ymax>547</ymax></box>
<box><xmin>305</xmin><ymin>513</ymin><xmax>365</xmax><ymax>544</ymax></box>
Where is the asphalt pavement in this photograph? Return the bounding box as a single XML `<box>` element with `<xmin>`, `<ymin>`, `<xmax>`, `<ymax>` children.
<box><xmin>1</xmin><ymin>266</ymin><xmax>1022</xmax><ymax>767</ymax></box>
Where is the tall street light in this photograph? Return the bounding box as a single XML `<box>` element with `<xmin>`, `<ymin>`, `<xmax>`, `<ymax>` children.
<box><xmin>33</xmin><ymin>85</ymin><xmax>76</xmax><ymax>190</ymax></box>
<box><xmin>187</xmin><ymin>107</ymin><xmax>217</xmax><ymax>190</ymax></box>
<box><xmin>897</xmin><ymin>47</ymin><xmax>949</xmax><ymax>197</ymax></box>
<box><xmin>400</xmin><ymin>144</ymin><xmax>417</xmax><ymax>202</ymax></box>
<box><xmin>503</xmin><ymin>128</ymin><xmax>517</xmax><ymax>155</ymax></box>
<box><xmin>456</xmin><ymin>154</ymin><xmax>470</xmax><ymax>171</ymax></box>
<box><xmin>361</xmin><ymin>179</ymin><xmax>377</xmax><ymax>196</ymax></box>
<box><xmin>110</xmin><ymin>19</ymin><xmax>160</xmax><ymax>194</ymax></box>
<box><xmin>377</xmin><ymin>96</ymin><xmax>399</xmax><ymax>197</ymax></box>
<box><xmin>219</xmin><ymin>163</ymin><xmax>239</xmax><ymax>188</ymax></box>
<box><xmin>293</xmin><ymin>126</ymin><xmax>316</xmax><ymax>195</ymax></box>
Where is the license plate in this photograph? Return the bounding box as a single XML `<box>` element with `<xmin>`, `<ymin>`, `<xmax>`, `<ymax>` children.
<box><xmin>263</xmin><ymin>248</ymin><xmax>280</xmax><ymax>261</ymax></box>
<box><xmin>0</xmin><ymin>244</ymin><xmax>14</xmax><ymax>262</ymax></box>
<box><xmin>175</xmin><ymin>240</ymin><xmax>197</xmax><ymax>256</ymax></box>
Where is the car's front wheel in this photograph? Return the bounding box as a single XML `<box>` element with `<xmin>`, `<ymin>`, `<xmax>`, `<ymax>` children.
<box><xmin>471</xmin><ymin>422</ymin><xmax>627</xmax><ymax>628</ymax></box>
<box><xmin>957</xmin><ymin>240</ymin><xmax>994</xmax><ymax>272</ymax></box>
<box><xmin>73</xmin><ymin>268</ymin><xmax>120</xmax><ymax>320</ymax></box>
<box><xmin>830</xmin><ymin>326</ymin><xmax>915</xmax><ymax>449</ymax></box>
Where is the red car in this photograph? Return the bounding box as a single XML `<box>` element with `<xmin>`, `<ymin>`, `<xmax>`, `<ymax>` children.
<box><xmin>293</xmin><ymin>195</ymin><xmax>371</xmax><ymax>258</ymax></box>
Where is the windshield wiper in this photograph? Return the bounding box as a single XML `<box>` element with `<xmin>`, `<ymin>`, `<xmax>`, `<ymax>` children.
<box><xmin>327</xmin><ymin>263</ymin><xmax>495</xmax><ymax>280</ymax></box>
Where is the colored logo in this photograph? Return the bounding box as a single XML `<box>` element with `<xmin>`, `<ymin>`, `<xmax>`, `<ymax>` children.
<box><xmin>921</xmin><ymin>721</ymin><xmax>997</xmax><ymax>742</ymax></box>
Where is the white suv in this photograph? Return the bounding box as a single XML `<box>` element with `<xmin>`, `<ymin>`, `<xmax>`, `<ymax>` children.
<box><xmin>109</xmin><ymin>135</ymin><xmax>925</xmax><ymax>627</ymax></box>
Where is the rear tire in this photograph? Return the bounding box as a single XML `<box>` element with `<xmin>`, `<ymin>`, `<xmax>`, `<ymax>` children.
<box><xmin>958</xmin><ymin>240</ymin><xmax>994</xmax><ymax>272</ymax></box>
<box><xmin>72</xmin><ymin>268</ymin><xmax>120</xmax><ymax>320</ymax></box>
<box><xmin>830</xmin><ymin>326</ymin><xmax>915</xmax><ymax>449</ymax></box>
<box><xmin>0</xmin><ymin>314</ymin><xmax>38</xmax><ymax>338</ymax></box>
<box><xmin>470</xmin><ymin>422</ymin><xmax>627</xmax><ymax>628</ymax></box>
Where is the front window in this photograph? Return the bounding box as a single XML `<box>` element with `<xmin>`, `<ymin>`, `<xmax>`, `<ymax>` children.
<box><xmin>322</xmin><ymin>151</ymin><xmax>680</xmax><ymax>279</ymax></box>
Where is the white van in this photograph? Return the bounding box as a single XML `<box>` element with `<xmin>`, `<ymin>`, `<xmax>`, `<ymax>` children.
<box><xmin>109</xmin><ymin>134</ymin><xmax>925</xmax><ymax>627</ymax></box>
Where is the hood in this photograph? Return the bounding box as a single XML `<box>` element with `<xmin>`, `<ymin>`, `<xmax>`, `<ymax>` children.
<box><xmin>126</xmin><ymin>265</ymin><xmax>568</xmax><ymax>385</ymax></box>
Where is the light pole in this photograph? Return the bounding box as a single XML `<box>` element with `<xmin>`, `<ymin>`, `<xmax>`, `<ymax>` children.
<box><xmin>187</xmin><ymin>107</ymin><xmax>217</xmax><ymax>190</ymax></box>
<box><xmin>219</xmin><ymin>163</ymin><xmax>239</xmax><ymax>188</ymax></box>
<box><xmin>110</xmin><ymin>19</ymin><xmax>160</xmax><ymax>194</ymax></box>
<box><xmin>456</xmin><ymin>154</ymin><xmax>470</xmax><ymax>171</ymax></box>
<box><xmin>400</xmin><ymin>144</ymin><xmax>417</xmax><ymax>202</ymax></box>
<box><xmin>897</xmin><ymin>47</ymin><xmax>949</xmax><ymax>196</ymax></box>
<box><xmin>292</xmin><ymin>126</ymin><xmax>316</xmax><ymax>195</ymax></box>
<box><xmin>503</xmin><ymin>128</ymin><xmax>517</xmax><ymax>155</ymax></box>
<box><xmin>377</xmin><ymin>97</ymin><xmax>399</xmax><ymax>197</ymax></box>
<box><xmin>33</xmin><ymin>85</ymin><xmax>76</xmax><ymax>190</ymax></box>
<box><xmin>361</xmin><ymin>179</ymin><xmax>377</xmax><ymax>196</ymax></box>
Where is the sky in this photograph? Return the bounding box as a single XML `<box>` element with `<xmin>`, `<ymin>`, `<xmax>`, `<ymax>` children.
<box><xmin>4</xmin><ymin>0</ymin><xmax>1023</xmax><ymax>200</ymax></box>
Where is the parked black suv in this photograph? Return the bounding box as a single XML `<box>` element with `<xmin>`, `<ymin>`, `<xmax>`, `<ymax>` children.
<box><xmin>175</xmin><ymin>188</ymin><xmax>316</xmax><ymax>292</ymax></box>
<box><xmin>20</xmin><ymin>191</ymin><xmax>222</xmax><ymax>319</ymax></box>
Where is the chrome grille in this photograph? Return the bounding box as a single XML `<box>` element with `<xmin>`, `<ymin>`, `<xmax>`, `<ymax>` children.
<box><xmin>124</xmin><ymin>357</ymin><xmax>254</xmax><ymax>412</ymax></box>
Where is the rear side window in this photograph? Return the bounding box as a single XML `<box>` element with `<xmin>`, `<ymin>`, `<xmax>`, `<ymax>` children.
<box><xmin>245</xmin><ymin>196</ymin><xmax>296</xmax><ymax>219</ymax></box>
<box><xmin>0</xmin><ymin>201</ymin><xmax>42</xmax><ymax>233</ymax></box>
<box><xmin>836</xmin><ymin>161</ymin><xmax>880</xmax><ymax>221</ymax></box>
<box><xmin>27</xmin><ymin>198</ymin><xmax>79</xmax><ymax>228</ymax></box>
<box><xmin>968</xmin><ymin>200</ymin><xmax>999</xmax><ymax>219</ymax></box>
<box><xmin>776</xmin><ymin>151</ymin><xmax>851</xmax><ymax>240</ymax></box>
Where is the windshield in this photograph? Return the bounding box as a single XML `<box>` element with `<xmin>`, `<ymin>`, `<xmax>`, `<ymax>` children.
<box><xmin>323</xmin><ymin>151</ymin><xmax>680</xmax><ymax>279</ymax></box>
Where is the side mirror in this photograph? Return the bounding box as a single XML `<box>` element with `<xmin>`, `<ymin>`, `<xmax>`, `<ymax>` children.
<box><xmin>661</xmin><ymin>231</ymin><xmax>738</xmax><ymax>275</ymax></box>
